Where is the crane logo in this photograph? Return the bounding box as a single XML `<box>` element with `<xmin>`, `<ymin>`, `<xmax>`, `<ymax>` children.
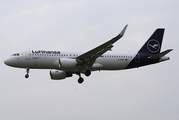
<box><xmin>147</xmin><ymin>39</ymin><xmax>160</xmax><ymax>53</ymax></box>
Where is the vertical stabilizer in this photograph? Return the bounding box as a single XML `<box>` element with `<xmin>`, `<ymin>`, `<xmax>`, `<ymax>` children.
<box><xmin>138</xmin><ymin>29</ymin><xmax>164</xmax><ymax>55</ymax></box>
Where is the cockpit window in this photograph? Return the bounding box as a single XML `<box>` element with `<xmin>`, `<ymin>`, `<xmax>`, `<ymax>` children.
<box><xmin>11</xmin><ymin>53</ymin><xmax>20</xmax><ymax>56</ymax></box>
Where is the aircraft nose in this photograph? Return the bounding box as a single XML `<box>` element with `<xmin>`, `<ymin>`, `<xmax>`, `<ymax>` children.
<box><xmin>4</xmin><ymin>58</ymin><xmax>11</xmax><ymax>66</ymax></box>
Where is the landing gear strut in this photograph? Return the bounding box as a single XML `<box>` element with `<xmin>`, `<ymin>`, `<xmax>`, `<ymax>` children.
<box><xmin>25</xmin><ymin>68</ymin><xmax>29</xmax><ymax>78</ymax></box>
<box><xmin>77</xmin><ymin>73</ymin><xmax>84</xmax><ymax>84</ymax></box>
<box><xmin>77</xmin><ymin>70</ymin><xmax>91</xmax><ymax>84</ymax></box>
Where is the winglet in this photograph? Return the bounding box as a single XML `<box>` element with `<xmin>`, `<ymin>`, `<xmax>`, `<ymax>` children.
<box><xmin>120</xmin><ymin>24</ymin><xmax>128</xmax><ymax>37</ymax></box>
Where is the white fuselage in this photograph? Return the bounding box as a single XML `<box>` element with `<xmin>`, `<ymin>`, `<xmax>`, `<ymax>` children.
<box><xmin>5</xmin><ymin>50</ymin><xmax>136</xmax><ymax>72</ymax></box>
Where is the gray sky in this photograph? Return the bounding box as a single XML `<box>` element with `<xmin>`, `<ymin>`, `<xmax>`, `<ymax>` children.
<box><xmin>0</xmin><ymin>0</ymin><xmax>178</xmax><ymax>120</ymax></box>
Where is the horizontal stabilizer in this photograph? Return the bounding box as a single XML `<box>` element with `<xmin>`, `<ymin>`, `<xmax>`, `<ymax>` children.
<box><xmin>149</xmin><ymin>49</ymin><xmax>173</xmax><ymax>59</ymax></box>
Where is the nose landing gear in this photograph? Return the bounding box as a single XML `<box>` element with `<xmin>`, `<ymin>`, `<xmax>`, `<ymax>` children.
<box><xmin>25</xmin><ymin>68</ymin><xmax>29</xmax><ymax>78</ymax></box>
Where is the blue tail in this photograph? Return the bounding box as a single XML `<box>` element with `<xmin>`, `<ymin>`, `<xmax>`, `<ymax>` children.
<box><xmin>138</xmin><ymin>29</ymin><xmax>164</xmax><ymax>55</ymax></box>
<box><xmin>126</xmin><ymin>29</ymin><xmax>165</xmax><ymax>69</ymax></box>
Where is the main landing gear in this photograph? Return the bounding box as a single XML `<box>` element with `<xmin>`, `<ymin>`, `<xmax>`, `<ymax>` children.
<box><xmin>25</xmin><ymin>68</ymin><xmax>29</xmax><ymax>78</ymax></box>
<box><xmin>78</xmin><ymin>77</ymin><xmax>84</xmax><ymax>84</ymax></box>
<box><xmin>85</xmin><ymin>70</ymin><xmax>91</xmax><ymax>76</ymax></box>
<box><xmin>77</xmin><ymin>70</ymin><xmax>91</xmax><ymax>84</ymax></box>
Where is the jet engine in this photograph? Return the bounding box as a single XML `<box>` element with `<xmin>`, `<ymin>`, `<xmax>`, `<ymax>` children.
<box><xmin>50</xmin><ymin>70</ymin><xmax>72</xmax><ymax>80</ymax></box>
<box><xmin>59</xmin><ymin>58</ymin><xmax>77</xmax><ymax>68</ymax></box>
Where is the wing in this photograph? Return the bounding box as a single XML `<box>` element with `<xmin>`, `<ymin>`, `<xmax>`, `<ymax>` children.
<box><xmin>76</xmin><ymin>25</ymin><xmax>128</xmax><ymax>67</ymax></box>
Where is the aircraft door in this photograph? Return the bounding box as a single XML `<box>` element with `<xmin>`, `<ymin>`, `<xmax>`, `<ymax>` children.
<box><xmin>25</xmin><ymin>50</ymin><xmax>31</xmax><ymax>60</ymax></box>
<box><xmin>135</xmin><ymin>53</ymin><xmax>140</xmax><ymax>63</ymax></box>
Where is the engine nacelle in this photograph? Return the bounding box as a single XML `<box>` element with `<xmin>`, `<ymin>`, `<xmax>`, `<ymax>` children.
<box><xmin>59</xmin><ymin>58</ymin><xmax>77</xmax><ymax>68</ymax></box>
<box><xmin>50</xmin><ymin>70</ymin><xmax>72</xmax><ymax>80</ymax></box>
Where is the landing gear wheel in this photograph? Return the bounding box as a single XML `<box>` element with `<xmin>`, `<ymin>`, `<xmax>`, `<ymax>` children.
<box><xmin>25</xmin><ymin>74</ymin><xmax>29</xmax><ymax>78</ymax></box>
<box><xmin>85</xmin><ymin>70</ymin><xmax>91</xmax><ymax>76</ymax></box>
<box><xmin>25</xmin><ymin>68</ymin><xmax>30</xmax><ymax>78</ymax></box>
<box><xmin>78</xmin><ymin>77</ymin><xmax>84</xmax><ymax>84</ymax></box>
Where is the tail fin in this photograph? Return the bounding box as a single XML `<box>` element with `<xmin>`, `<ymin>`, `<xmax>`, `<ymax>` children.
<box><xmin>138</xmin><ymin>29</ymin><xmax>164</xmax><ymax>54</ymax></box>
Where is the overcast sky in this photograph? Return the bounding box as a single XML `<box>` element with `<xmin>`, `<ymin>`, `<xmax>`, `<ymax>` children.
<box><xmin>0</xmin><ymin>0</ymin><xmax>178</xmax><ymax>120</ymax></box>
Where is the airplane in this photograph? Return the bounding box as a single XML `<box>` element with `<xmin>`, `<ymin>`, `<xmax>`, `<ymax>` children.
<box><xmin>4</xmin><ymin>25</ymin><xmax>173</xmax><ymax>84</ymax></box>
